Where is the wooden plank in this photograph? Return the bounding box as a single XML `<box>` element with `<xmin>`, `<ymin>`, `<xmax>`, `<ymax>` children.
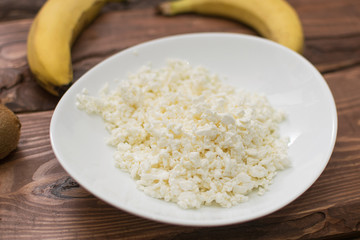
<box><xmin>0</xmin><ymin>0</ymin><xmax>132</xmax><ymax>22</ymax></box>
<box><xmin>0</xmin><ymin>0</ymin><xmax>45</xmax><ymax>21</ymax></box>
<box><xmin>0</xmin><ymin>19</ymin><xmax>60</xmax><ymax>112</ymax></box>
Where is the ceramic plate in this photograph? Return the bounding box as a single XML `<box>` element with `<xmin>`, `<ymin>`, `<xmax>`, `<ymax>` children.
<box><xmin>50</xmin><ymin>33</ymin><xmax>337</xmax><ymax>226</ymax></box>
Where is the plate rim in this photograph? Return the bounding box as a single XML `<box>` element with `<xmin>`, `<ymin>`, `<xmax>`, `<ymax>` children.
<box><xmin>50</xmin><ymin>32</ymin><xmax>338</xmax><ymax>227</ymax></box>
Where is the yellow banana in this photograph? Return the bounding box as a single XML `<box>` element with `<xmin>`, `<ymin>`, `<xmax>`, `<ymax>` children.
<box><xmin>158</xmin><ymin>0</ymin><xmax>304</xmax><ymax>54</ymax></box>
<box><xmin>27</xmin><ymin>0</ymin><xmax>115</xmax><ymax>96</ymax></box>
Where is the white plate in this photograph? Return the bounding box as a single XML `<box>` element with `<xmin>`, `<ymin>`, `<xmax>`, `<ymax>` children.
<box><xmin>50</xmin><ymin>33</ymin><xmax>337</xmax><ymax>227</ymax></box>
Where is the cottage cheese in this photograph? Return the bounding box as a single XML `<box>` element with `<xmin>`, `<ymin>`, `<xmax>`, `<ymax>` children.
<box><xmin>76</xmin><ymin>60</ymin><xmax>290</xmax><ymax>209</ymax></box>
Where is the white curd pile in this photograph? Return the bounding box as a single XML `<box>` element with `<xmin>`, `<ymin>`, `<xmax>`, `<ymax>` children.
<box><xmin>76</xmin><ymin>59</ymin><xmax>289</xmax><ymax>209</ymax></box>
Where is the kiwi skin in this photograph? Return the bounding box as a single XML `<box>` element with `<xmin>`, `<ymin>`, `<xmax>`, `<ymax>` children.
<box><xmin>0</xmin><ymin>104</ymin><xmax>21</xmax><ymax>159</ymax></box>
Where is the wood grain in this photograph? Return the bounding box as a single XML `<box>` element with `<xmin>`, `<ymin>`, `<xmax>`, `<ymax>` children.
<box><xmin>1</xmin><ymin>0</ymin><xmax>360</xmax><ymax>239</ymax></box>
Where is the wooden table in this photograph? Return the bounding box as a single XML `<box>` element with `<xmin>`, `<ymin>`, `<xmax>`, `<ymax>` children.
<box><xmin>1</xmin><ymin>0</ymin><xmax>360</xmax><ymax>239</ymax></box>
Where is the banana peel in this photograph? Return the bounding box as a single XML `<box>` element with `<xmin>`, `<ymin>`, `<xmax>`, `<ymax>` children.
<box><xmin>158</xmin><ymin>0</ymin><xmax>304</xmax><ymax>54</ymax></box>
<box><xmin>27</xmin><ymin>0</ymin><xmax>123</xmax><ymax>96</ymax></box>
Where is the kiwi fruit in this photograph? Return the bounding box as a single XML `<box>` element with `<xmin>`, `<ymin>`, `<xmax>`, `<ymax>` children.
<box><xmin>0</xmin><ymin>104</ymin><xmax>21</xmax><ymax>159</ymax></box>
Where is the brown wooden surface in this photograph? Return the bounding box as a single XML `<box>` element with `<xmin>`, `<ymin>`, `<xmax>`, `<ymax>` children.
<box><xmin>1</xmin><ymin>0</ymin><xmax>360</xmax><ymax>239</ymax></box>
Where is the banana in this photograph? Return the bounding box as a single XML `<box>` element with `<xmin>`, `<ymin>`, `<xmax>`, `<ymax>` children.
<box><xmin>27</xmin><ymin>0</ymin><xmax>115</xmax><ymax>96</ymax></box>
<box><xmin>158</xmin><ymin>0</ymin><xmax>304</xmax><ymax>54</ymax></box>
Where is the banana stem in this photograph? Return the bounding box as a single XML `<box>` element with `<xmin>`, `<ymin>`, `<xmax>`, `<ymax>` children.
<box><xmin>158</xmin><ymin>0</ymin><xmax>193</xmax><ymax>16</ymax></box>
